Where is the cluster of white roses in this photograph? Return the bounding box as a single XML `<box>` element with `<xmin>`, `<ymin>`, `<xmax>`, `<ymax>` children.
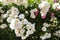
<box><xmin>10</xmin><ymin>18</ymin><xmax>35</xmax><ymax>39</ymax></box>
<box><xmin>2</xmin><ymin>6</ymin><xmax>35</xmax><ymax>40</ymax></box>
<box><xmin>1</xmin><ymin>0</ymin><xmax>28</xmax><ymax>8</ymax></box>
<box><xmin>0</xmin><ymin>6</ymin><xmax>35</xmax><ymax>39</ymax></box>
<box><xmin>0</xmin><ymin>0</ymin><xmax>60</xmax><ymax>40</ymax></box>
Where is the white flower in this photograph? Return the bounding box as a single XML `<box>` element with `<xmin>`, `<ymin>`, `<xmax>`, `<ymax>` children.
<box><xmin>42</xmin><ymin>27</ymin><xmax>47</xmax><ymax>31</ymax></box>
<box><xmin>26</xmin><ymin>23</ymin><xmax>35</xmax><ymax>30</ymax></box>
<box><xmin>22</xmin><ymin>19</ymin><xmax>28</xmax><ymax>25</ymax></box>
<box><xmin>13</xmin><ymin>0</ymin><xmax>21</xmax><ymax>5</ymax></box>
<box><xmin>45</xmin><ymin>33</ymin><xmax>51</xmax><ymax>38</ymax></box>
<box><xmin>21</xmin><ymin>0</ymin><xmax>28</xmax><ymax>8</ymax></box>
<box><xmin>40</xmin><ymin>35</ymin><xmax>46</xmax><ymax>40</ymax></box>
<box><xmin>52</xmin><ymin>3</ymin><xmax>60</xmax><ymax>9</ymax></box>
<box><xmin>30</xmin><ymin>8</ymin><xmax>38</xmax><ymax>19</ymax></box>
<box><xmin>10</xmin><ymin>6</ymin><xmax>19</xmax><ymax>15</ymax></box>
<box><xmin>10</xmin><ymin>19</ymin><xmax>23</xmax><ymax>30</ymax></box>
<box><xmin>40</xmin><ymin>33</ymin><xmax>51</xmax><ymax>40</ymax></box>
<box><xmin>19</xmin><ymin>14</ymin><xmax>25</xmax><ymax>19</ymax></box>
<box><xmin>15</xmin><ymin>29</ymin><xmax>22</xmax><ymax>37</ymax></box>
<box><xmin>15</xmin><ymin>29</ymin><xmax>25</xmax><ymax>37</ymax></box>
<box><xmin>2</xmin><ymin>14</ymin><xmax>9</xmax><ymax>18</ymax></box>
<box><xmin>38</xmin><ymin>1</ymin><xmax>50</xmax><ymax>17</ymax></box>
<box><xmin>21</xmin><ymin>35</ymin><xmax>28</xmax><ymax>40</ymax></box>
<box><xmin>26</xmin><ymin>23</ymin><xmax>35</xmax><ymax>34</ymax></box>
<box><xmin>43</xmin><ymin>22</ymin><xmax>50</xmax><ymax>27</ymax></box>
<box><xmin>57</xmin><ymin>5</ymin><xmax>60</xmax><ymax>10</ymax></box>
<box><xmin>7</xmin><ymin>17</ymin><xmax>13</xmax><ymax>23</ymax></box>
<box><xmin>30</xmin><ymin>23</ymin><xmax>36</xmax><ymax>31</ymax></box>
<box><xmin>13</xmin><ymin>0</ymin><xmax>28</xmax><ymax>8</ymax></box>
<box><xmin>0</xmin><ymin>24</ymin><xmax>7</xmax><ymax>29</ymax></box>
<box><xmin>2</xmin><ymin>0</ymin><xmax>13</xmax><ymax>5</ymax></box>
<box><xmin>26</xmin><ymin>23</ymin><xmax>32</xmax><ymax>30</ymax></box>
<box><xmin>53</xmin><ymin>30</ymin><xmax>60</xmax><ymax>37</ymax></box>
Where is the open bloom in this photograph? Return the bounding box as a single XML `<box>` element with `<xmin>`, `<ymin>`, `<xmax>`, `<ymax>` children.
<box><xmin>0</xmin><ymin>24</ymin><xmax>7</xmax><ymax>29</ymax></box>
<box><xmin>38</xmin><ymin>1</ymin><xmax>50</xmax><ymax>19</ymax></box>
<box><xmin>52</xmin><ymin>3</ymin><xmax>60</xmax><ymax>10</ymax></box>
<box><xmin>10</xmin><ymin>19</ymin><xmax>23</xmax><ymax>30</ymax></box>
<box><xmin>42</xmin><ymin>27</ymin><xmax>47</xmax><ymax>31</ymax></box>
<box><xmin>15</xmin><ymin>29</ymin><xmax>25</xmax><ymax>37</ymax></box>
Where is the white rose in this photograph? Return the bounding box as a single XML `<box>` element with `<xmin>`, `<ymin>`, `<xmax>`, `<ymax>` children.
<box><xmin>15</xmin><ymin>29</ymin><xmax>22</xmax><ymax>37</ymax></box>
<box><xmin>22</xmin><ymin>19</ymin><xmax>28</xmax><ymax>25</ymax></box>
<box><xmin>0</xmin><ymin>24</ymin><xmax>7</xmax><ymax>29</ymax></box>
<box><xmin>54</xmin><ymin>30</ymin><xmax>60</xmax><ymax>37</ymax></box>
<box><xmin>40</xmin><ymin>35</ymin><xmax>46</xmax><ymax>40</ymax></box>
<box><xmin>13</xmin><ymin>0</ymin><xmax>28</xmax><ymax>8</ymax></box>
<box><xmin>52</xmin><ymin>3</ymin><xmax>60</xmax><ymax>9</ymax></box>
<box><xmin>21</xmin><ymin>0</ymin><xmax>28</xmax><ymax>8</ymax></box>
<box><xmin>10</xmin><ymin>19</ymin><xmax>23</xmax><ymax>30</ymax></box>
<box><xmin>38</xmin><ymin>1</ymin><xmax>50</xmax><ymax>17</ymax></box>
<box><xmin>30</xmin><ymin>8</ymin><xmax>38</xmax><ymax>19</ymax></box>
<box><xmin>13</xmin><ymin>0</ymin><xmax>21</xmax><ymax>5</ymax></box>
<box><xmin>40</xmin><ymin>33</ymin><xmax>51</xmax><ymax>40</ymax></box>
<box><xmin>2</xmin><ymin>0</ymin><xmax>12</xmax><ymax>5</ymax></box>
<box><xmin>10</xmin><ymin>6</ymin><xmax>19</xmax><ymax>15</ymax></box>
<box><xmin>2</xmin><ymin>14</ymin><xmax>9</xmax><ymax>18</ymax></box>
<box><xmin>15</xmin><ymin>29</ymin><xmax>25</xmax><ymax>37</ymax></box>
<box><xmin>42</xmin><ymin>27</ymin><xmax>47</xmax><ymax>31</ymax></box>
<box><xmin>19</xmin><ymin>14</ymin><xmax>25</xmax><ymax>19</ymax></box>
<box><xmin>43</xmin><ymin>22</ymin><xmax>50</xmax><ymax>27</ymax></box>
<box><xmin>7</xmin><ymin>17</ymin><xmax>13</xmax><ymax>23</ymax></box>
<box><xmin>45</xmin><ymin>33</ymin><xmax>51</xmax><ymax>38</ymax></box>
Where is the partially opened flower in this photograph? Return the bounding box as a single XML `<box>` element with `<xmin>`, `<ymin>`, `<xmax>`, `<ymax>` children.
<box><xmin>30</xmin><ymin>8</ymin><xmax>39</xmax><ymax>19</ymax></box>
